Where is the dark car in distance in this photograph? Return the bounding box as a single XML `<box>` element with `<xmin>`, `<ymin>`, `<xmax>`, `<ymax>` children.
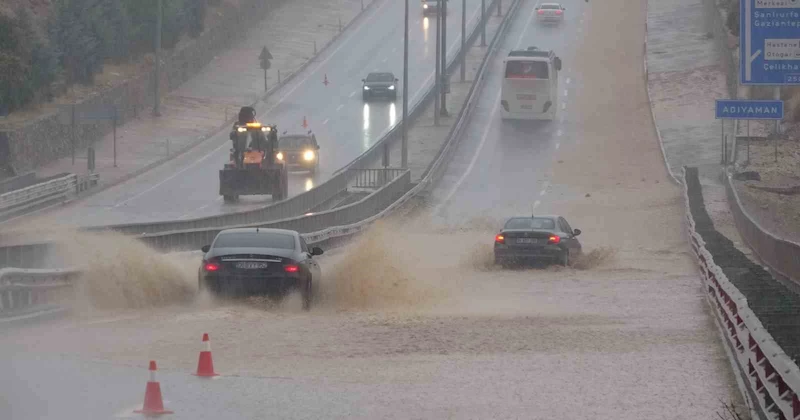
<box><xmin>493</xmin><ymin>215</ymin><xmax>582</xmax><ymax>267</ymax></box>
<box><xmin>198</xmin><ymin>227</ymin><xmax>323</xmax><ymax>310</ymax></box>
<box><xmin>422</xmin><ymin>0</ymin><xmax>446</xmax><ymax>15</ymax></box>
<box><xmin>275</xmin><ymin>132</ymin><xmax>320</xmax><ymax>175</ymax></box>
<box><xmin>362</xmin><ymin>72</ymin><xmax>399</xmax><ymax>101</ymax></box>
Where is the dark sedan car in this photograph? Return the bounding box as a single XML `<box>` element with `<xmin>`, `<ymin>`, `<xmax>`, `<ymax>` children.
<box><xmin>493</xmin><ymin>215</ymin><xmax>582</xmax><ymax>267</ymax></box>
<box><xmin>198</xmin><ymin>227</ymin><xmax>323</xmax><ymax>310</ymax></box>
<box><xmin>362</xmin><ymin>72</ymin><xmax>399</xmax><ymax>101</ymax></box>
<box><xmin>275</xmin><ymin>132</ymin><xmax>320</xmax><ymax>175</ymax></box>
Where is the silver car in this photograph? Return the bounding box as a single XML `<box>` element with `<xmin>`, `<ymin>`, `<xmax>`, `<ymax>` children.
<box><xmin>535</xmin><ymin>3</ymin><xmax>566</xmax><ymax>23</ymax></box>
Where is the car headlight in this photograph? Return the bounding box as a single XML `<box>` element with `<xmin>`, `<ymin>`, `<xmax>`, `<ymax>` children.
<box><xmin>237</xmin><ymin>127</ymin><xmax>247</xmax><ymax>133</ymax></box>
<box><xmin>423</xmin><ymin>3</ymin><xmax>428</xmax><ymax>8</ymax></box>
<box><xmin>276</xmin><ymin>152</ymin><xmax>284</xmax><ymax>161</ymax></box>
<box><xmin>388</xmin><ymin>85</ymin><xmax>395</xmax><ymax>90</ymax></box>
<box><xmin>303</xmin><ymin>150</ymin><xmax>315</xmax><ymax>161</ymax></box>
<box><xmin>363</xmin><ymin>86</ymin><xmax>370</xmax><ymax>90</ymax></box>
<box><xmin>263</xmin><ymin>126</ymin><xmax>271</xmax><ymax>132</ymax></box>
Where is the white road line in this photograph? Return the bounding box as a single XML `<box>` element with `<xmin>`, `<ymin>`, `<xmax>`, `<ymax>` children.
<box><xmin>108</xmin><ymin>0</ymin><xmax>393</xmax><ymax>208</ymax></box>
<box><xmin>337</xmin><ymin>104</ymin><xmax>344</xmax><ymax>111</ymax></box>
<box><xmin>566</xmin><ymin>77</ymin><xmax>571</xmax><ymax>84</ymax></box>
<box><xmin>434</xmin><ymin>4</ymin><xmax>541</xmax><ymax>214</ymax></box>
<box><xmin>382</xmin><ymin>58</ymin><xmax>387</xmax><ymax>63</ymax></box>
<box><xmin>556</xmin><ymin>129</ymin><xmax>563</xmax><ymax>136</ymax></box>
<box><xmin>434</xmin><ymin>90</ymin><xmax>503</xmax><ymax>214</ymax></box>
<box><xmin>555</xmin><ymin>143</ymin><xmax>560</xmax><ymax>149</ymax></box>
<box><xmin>563</xmin><ymin>89</ymin><xmax>568</xmax><ymax>96</ymax></box>
<box><xmin>533</xmin><ymin>200</ymin><xmax>541</xmax><ymax>209</ymax></box>
<box><xmin>561</xmin><ymin>103</ymin><xmax>566</xmax><ymax>110</ymax></box>
<box><xmin>323</xmin><ymin>118</ymin><xmax>330</xmax><ymax>124</ymax></box>
<box><xmin>349</xmin><ymin>90</ymin><xmax>356</xmax><ymax>97</ymax></box>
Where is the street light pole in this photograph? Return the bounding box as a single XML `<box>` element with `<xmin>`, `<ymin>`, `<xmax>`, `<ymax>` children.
<box><xmin>440</xmin><ymin>0</ymin><xmax>448</xmax><ymax>116</ymax></box>
<box><xmin>154</xmin><ymin>0</ymin><xmax>162</xmax><ymax>117</ymax></box>
<box><xmin>480</xmin><ymin>0</ymin><xmax>486</xmax><ymax>46</ymax></box>
<box><xmin>461</xmin><ymin>0</ymin><xmax>466</xmax><ymax>82</ymax></box>
<box><xmin>434</xmin><ymin>3</ymin><xmax>441</xmax><ymax>126</ymax></box>
<box><xmin>402</xmin><ymin>0</ymin><xmax>409</xmax><ymax>168</ymax></box>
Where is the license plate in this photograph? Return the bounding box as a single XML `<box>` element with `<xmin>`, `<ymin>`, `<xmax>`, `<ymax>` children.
<box><xmin>517</xmin><ymin>94</ymin><xmax>536</xmax><ymax>100</ymax></box>
<box><xmin>520</xmin><ymin>104</ymin><xmax>533</xmax><ymax>109</ymax></box>
<box><xmin>235</xmin><ymin>262</ymin><xmax>269</xmax><ymax>269</ymax></box>
<box><xmin>516</xmin><ymin>238</ymin><xmax>537</xmax><ymax>244</ymax></box>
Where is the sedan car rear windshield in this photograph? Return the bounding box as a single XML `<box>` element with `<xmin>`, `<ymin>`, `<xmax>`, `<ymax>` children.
<box><xmin>366</xmin><ymin>73</ymin><xmax>395</xmax><ymax>82</ymax></box>
<box><xmin>540</xmin><ymin>4</ymin><xmax>560</xmax><ymax>9</ymax></box>
<box><xmin>213</xmin><ymin>232</ymin><xmax>296</xmax><ymax>249</ymax></box>
<box><xmin>504</xmin><ymin>217</ymin><xmax>555</xmax><ymax>230</ymax></box>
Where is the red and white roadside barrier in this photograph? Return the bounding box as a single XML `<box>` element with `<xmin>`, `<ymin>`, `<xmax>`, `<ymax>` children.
<box><xmin>682</xmin><ymin>167</ymin><xmax>800</xmax><ymax>420</ymax></box>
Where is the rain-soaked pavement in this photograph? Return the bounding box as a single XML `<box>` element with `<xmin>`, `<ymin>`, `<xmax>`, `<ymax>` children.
<box><xmin>0</xmin><ymin>0</ymin><xmax>746</xmax><ymax>418</ymax></box>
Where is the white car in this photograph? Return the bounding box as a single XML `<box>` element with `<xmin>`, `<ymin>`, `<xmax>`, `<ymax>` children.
<box><xmin>535</xmin><ymin>3</ymin><xmax>565</xmax><ymax>23</ymax></box>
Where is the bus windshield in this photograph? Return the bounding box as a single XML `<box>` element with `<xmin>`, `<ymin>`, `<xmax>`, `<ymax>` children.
<box><xmin>505</xmin><ymin>60</ymin><xmax>549</xmax><ymax>79</ymax></box>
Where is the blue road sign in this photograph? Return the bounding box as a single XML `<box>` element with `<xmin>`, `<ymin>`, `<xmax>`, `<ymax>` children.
<box><xmin>715</xmin><ymin>99</ymin><xmax>784</xmax><ymax>119</ymax></box>
<box><xmin>740</xmin><ymin>0</ymin><xmax>800</xmax><ymax>85</ymax></box>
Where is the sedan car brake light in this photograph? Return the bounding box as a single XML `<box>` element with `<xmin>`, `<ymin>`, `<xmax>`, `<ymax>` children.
<box><xmin>555</xmin><ymin>9</ymin><xmax>562</xmax><ymax>14</ymax></box>
<box><xmin>204</xmin><ymin>262</ymin><xmax>220</xmax><ymax>271</ymax></box>
<box><xmin>548</xmin><ymin>235</ymin><xmax>560</xmax><ymax>244</ymax></box>
<box><xmin>537</xmin><ymin>9</ymin><xmax>544</xmax><ymax>14</ymax></box>
<box><xmin>284</xmin><ymin>264</ymin><xmax>299</xmax><ymax>273</ymax></box>
<box><xmin>495</xmin><ymin>234</ymin><xmax>505</xmax><ymax>244</ymax></box>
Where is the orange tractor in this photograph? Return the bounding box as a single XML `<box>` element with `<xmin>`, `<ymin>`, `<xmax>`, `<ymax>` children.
<box><xmin>220</xmin><ymin>112</ymin><xmax>288</xmax><ymax>203</ymax></box>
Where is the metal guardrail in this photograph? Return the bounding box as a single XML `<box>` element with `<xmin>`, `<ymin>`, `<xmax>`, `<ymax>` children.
<box><xmin>349</xmin><ymin>168</ymin><xmax>407</xmax><ymax>189</ymax></box>
<box><xmin>683</xmin><ymin>167</ymin><xmax>800</xmax><ymax>420</ymax></box>
<box><xmin>0</xmin><ymin>267</ymin><xmax>81</xmax><ymax>317</ymax></box>
<box><xmin>724</xmin><ymin>170</ymin><xmax>800</xmax><ymax>289</ymax></box>
<box><xmin>123</xmin><ymin>169</ymin><xmax>411</xmax><ymax>252</ymax></box>
<box><xmin>66</xmin><ymin>0</ymin><xmax>500</xmax><ymax>238</ymax></box>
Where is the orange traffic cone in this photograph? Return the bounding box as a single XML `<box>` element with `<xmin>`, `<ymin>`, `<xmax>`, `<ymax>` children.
<box><xmin>193</xmin><ymin>333</ymin><xmax>219</xmax><ymax>377</ymax></box>
<box><xmin>134</xmin><ymin>361</ymin><xmax>173</xmax><ymax>415</ymax></box>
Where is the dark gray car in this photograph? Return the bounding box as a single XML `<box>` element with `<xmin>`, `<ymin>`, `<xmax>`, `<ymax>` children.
<box><xmin>493</xmin><ymin>215</ymin><xmax>582</xmax><ymax>267</ymax></box>
<box><xmin>422</xmin><ymin>0</ymin><xmax>447</xmax><ymax>15</ymax></box>
<box><xmin>198</xmin><ymin>227</ymin><xmax>323</xmax><ymax>310</ymax></box>
<box><xmin>362</xmin><ymin>72</ymin><xmax>399</xmax><ymax>101</ymax></box>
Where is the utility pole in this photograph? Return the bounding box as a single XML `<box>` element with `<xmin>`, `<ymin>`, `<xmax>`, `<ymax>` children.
<box><xmin>154</xmin><ymin>0</ymin><xmax>162</xmax><ymax>117</ymax></box>
<box><xmin>480</xmin><ymin>0</ymin><xmax>486</xmax><ymax>46</ymax></box>
<box><xmin>434</xmin><ymin>3</ymin><xmax>441</xmax><ymax>126</ymax></box>
<box><xmin>440</xmin><ymin>0</ymin><xmax>448</xmax><ymax>116</ymax></box>
<box><xmin>402</xmin><ymin>0</ymin><xmax>409</xmax><ymax>168</ymax></box>
<box><xmin>461</xmin><ymin>0</ymin><xmax>466</xmax><ymax>82</ymax></box>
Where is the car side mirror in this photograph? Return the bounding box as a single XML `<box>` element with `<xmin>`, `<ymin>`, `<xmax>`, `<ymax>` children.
<box><xmin>201</xmin><ymin>245</ymin><xmax>210</xmax><ymax>253</ymax></box>
<box><xmin>361</xmin><ymin>78</ymin><xmax>366</xmax><ymax>82</ymax></box>
<box><xmin>395</xmin><ymin>78</ymin><xmax>399</xmax><ymax>82</ymax></box>
<box><xmin>316</xmin><ymin>145</ymin><xmax>320</xmax><ymax>150</ymax></box>
<box><xmin>534</xmin><ymin>6</ymin><xmax>539</xmax><ymax>9</ymax></box>
<box><xmin>554</xmin><ymin>57</ymin><xmax>562</xmax><ymax>71</ymax></box>
<box><xmin>562</xmin><ymin>6</ymin><xmax>566</xmax><ymax>10</ymax></box>
<box><xmin>311</xmin><ymin>246</ymin><xmax>324</xmax><ymax>256</ymax></box>
<box><xmin>573</xmin><ymin>229</ymin><xmax>581</xmax><ymax>236</ymax></box>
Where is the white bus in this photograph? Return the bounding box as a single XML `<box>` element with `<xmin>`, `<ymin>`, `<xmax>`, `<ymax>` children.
<box><xmin>500</xmin><ymin>47</ymin><xmax>562</xmax><ymax>121</ymax></box>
